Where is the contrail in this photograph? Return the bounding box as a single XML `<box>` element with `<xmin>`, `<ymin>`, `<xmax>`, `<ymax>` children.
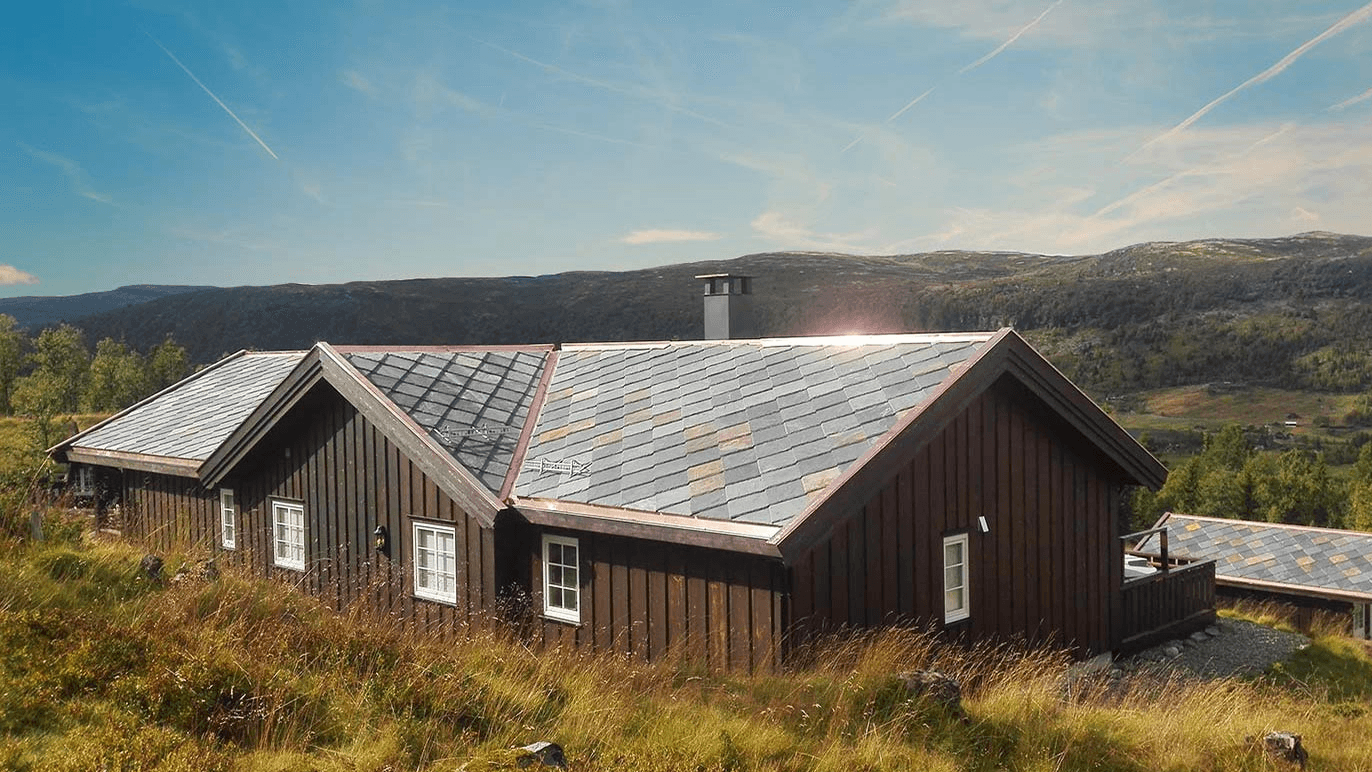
<box><xmin>841</xmin><ymin>87</ymin><xmax>936</xmax><ymax>154</ymax></box>
<box><xmin>842</xmin><ymin>0</ymin><xmax>1061</xmax><ymax>155</ymax></box>
<box><xmin>959</xmin><ymin>0</ymin><xmax>1063</xmax><ymax>74</ymax></box>
<box><xmin>468</xmin><ymin>36</ymin><xmax>730</xmax><ymax>129</ymax></box>
<box><xmin>1137</xmin><ymin>1</ymin><xmax>1372</xmax><ymax>154</ymax></box>
<box><xmin>1330</xmin><ymin>86</ymin><xmax>1372</xmax><ymax>111</ymax></box>
<box><xmin>887</xmin><ymin>86</ymin><xmax>937</xmax><ymax>123</ymax></box>
<box><xmin>147</xmin><ymin>33</ymin><xmax>279</xmax><ymax>160</ymax></box>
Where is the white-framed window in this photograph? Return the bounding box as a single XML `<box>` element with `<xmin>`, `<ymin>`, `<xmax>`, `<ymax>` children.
<box><xmin>272</xmin><ymin>500</ymin><xmax>305</xmax><ymax>571</ymax></box>
<box><xmin>542</xmin><ymin>534</ymin><xmax>581</xmax><ymax>624</ymax></box>
<box><xmin>412</xmin><ymin>521</ymin><xmax>457</xmax><ymax>604</ymax></box>
<box><xmin>72</xmin><ymin>465</ymin><xmax>95</xmax><ymax>496</ymax></box>
<box><xmin>943</xmin><ymin>533</ymin><xmax>970</xmax><ymax>623</ymax></box>
<box><xmin>219</xmin><ymin>488</ymin><xmax>237</xmax><ymax>550</ymax></box>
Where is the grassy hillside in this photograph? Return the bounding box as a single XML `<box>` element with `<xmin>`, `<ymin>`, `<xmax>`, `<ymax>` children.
<box><xmin>1</xmin><ymin>529</ymin><xmax>1370</xmax><ymax>771</ymax></box>
<box><xmin>62</xmin><ymin>233</ymin><xmax>1372</xmax><ymax>401</ymax></box>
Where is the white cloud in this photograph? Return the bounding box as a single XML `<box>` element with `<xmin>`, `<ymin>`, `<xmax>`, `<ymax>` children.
<box><xmin>341</xmin><ymin>69</ymin><xmax>378</xmax><ymax>97</ymax></box>
<box><xmin>620</xmin><ymin>229</ymin><xmax>721</xmax><ymax>245</ymax></box>
<box><xmin>0</xmin><ymin>266</ymin><xmax>39</xmax><ymax>286</ymax></box>
<box><xmin>915</xmin><ymin>121</ymin><xmax>1372</xmax><ymax>254</ymax></box>
<box><xmin>19</xmin><ymin>144</ymin><xmax>114</xmax><ymax>205</ymax></box>
<box><xmin>751</xmin><ymin>211</ymin><xmax>876</xmax><ymax>253</ymax></box>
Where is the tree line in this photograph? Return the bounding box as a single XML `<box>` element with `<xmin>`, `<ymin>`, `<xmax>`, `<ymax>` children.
<box><xmin>1131</xmin><ymin>424</ymin><xmax>1372</xmax><ymax>533</ymax></box>
<box><xmin>0</xmin><ymin>316</ymin><xmax>190</xmax><ymax>447</ymax></box>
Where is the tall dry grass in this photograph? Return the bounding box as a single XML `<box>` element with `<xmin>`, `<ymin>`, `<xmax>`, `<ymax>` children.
<box><xmin>1</xmin><ymin>528</ymin><xmax>1370</xmax><ymax>770</ymax></box>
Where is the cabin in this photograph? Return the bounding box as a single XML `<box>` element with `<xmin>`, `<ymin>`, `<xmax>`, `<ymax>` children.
<box><xmin>50</xmin><ymin>280</ymin><xmax>1215</xmax><ymax>670</ymax></box>
<box><xmin>1144</xmin><ymin>513</ymin><xmax>1372</xmax><ymax>639</ymax></box>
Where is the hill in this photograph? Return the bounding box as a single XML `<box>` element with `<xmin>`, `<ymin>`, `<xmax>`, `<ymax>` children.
<box><xmin>38</xmin><ymin>232</ymin><xmax>1372</xmax><ymax>396</ymax></box>
<box><xmin>0</xmin><ymin>284</ymin><xmax>213</xmax><ymax>331</ymax></box>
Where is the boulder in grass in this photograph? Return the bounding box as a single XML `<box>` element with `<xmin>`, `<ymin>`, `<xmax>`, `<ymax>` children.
<box><xmin>898</xmin><ymin>670</ymin><xmax>964</xmax><ymax>717</ymax></box>
<box><xmin>516</xmin><ymin>742</ymin><xmax>567</xmax><ymax>769</ymax></box>
<box><xmin>139</xmin><ymin>554</ymin><xmax>164</xmax><ymax>583</ymax></box>
<box><xmin>1246</xmin><ymin>732</ymin><xmax>1307</xmax><ymax>769</ymax></box>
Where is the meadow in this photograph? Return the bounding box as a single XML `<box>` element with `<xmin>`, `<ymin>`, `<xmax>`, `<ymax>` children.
<box><xmin>0</xmin><ymin>522</ymin><xmax>1369</xmax><ymax>771</ymax></box>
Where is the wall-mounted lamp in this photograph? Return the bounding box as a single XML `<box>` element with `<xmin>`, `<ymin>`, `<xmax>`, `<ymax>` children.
<box><xmin>978</xmin><ymin>516</ymin><xmax>990</xmax><ymax>534</ymax></box>
<box><xmin>373</xmin><ymin>525</ymin><xmax>388</xmax><ymax>553</ymax></box>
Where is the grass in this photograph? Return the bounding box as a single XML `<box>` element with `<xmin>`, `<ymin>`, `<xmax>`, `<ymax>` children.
<box><xmin>1</xmin><ymin>525</ymin><xmax>1371</xmax><ymax>770</ymax></box>
<box><xmin>1116</xmin><ymin>386</ymin><xmax>1358</xmax><ymax>436</ymax></box>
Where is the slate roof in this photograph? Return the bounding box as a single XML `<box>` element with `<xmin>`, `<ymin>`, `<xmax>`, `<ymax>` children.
<box><xmin>1146</xmin><ymin>513</ymin><xmax>1372</xmax><ymax>600</ymax></box>
<box><xmin>344</xmin><ymin>350</ymin><xmax>549</xmax><ymax>492</ymax></box>
<box><xmin>514</xmin><ymin>334</ymin><xmax>994</xmax><ymax>525</ymax></box>
<box><xmin>65</xmin><ymin>351</ymin><xmax>305</xmax><ymax>462</ymax></box>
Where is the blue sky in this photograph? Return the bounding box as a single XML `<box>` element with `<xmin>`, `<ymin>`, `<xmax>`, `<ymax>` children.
<box><xmin>3</xmin><ymin>0</ymin><xmax>1371</xmax><ymax>298</ymax></box>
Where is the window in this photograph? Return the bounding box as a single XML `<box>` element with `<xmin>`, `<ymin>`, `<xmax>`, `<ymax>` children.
<box><xmin>219</xmin><ymin>489</ymin><xmax>237</xmax><ymax>550</ymax></box>
<box><xmin>943</xmin><ymin>533</ymin><xmax>969</xmax><ymax>623</ymax></box>
<box><xmin>272</xmin><ymin>500</ymin><xmax>305</xmax><ymax>571</ymax></box>
<box><xmin>542</xmin><ymin>534</ymin><xmax>580</xmax><ymax>624</ymax></box>
<box><xmin>412</xmin><ymin>522</ymin><xmax>457</xmax><ymax>603</ymax></box>
<box><xmin>72</xmin><ymin>465</ymin><xmax>95</xmax><ymax>497</ymax></box>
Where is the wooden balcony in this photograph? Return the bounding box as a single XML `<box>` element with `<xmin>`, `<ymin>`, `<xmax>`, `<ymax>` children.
<box><xmin>1113</xmin><ymin>527</ymin><xmax>1217</xmax><ymax>654</ymax></box>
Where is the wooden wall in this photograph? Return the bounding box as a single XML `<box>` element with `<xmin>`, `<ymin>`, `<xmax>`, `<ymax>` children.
<box><xmin>526</xmin><ymin>528</ymin><xmax>788</xmax><ymax>673</ymax></box>
<box><xmin>223</xmin><ymin>386</ymin><xmax>500</xmax><ymax>632</ymax></box>
<box><xmin>789</xmin><ymin>376</ymin><xmax>1125</xmax><ymax>655</ymax></box>
<box><xmin>121</xmin><ymin>471</ymin><xmax>220</xmax><ymax>550</ymax></box>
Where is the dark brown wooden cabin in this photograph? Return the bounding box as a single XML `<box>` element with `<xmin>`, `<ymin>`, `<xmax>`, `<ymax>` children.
<box><xmin>53</xmin><ymin>331</ymin><xmax>1215</xmax><ymax>671</ymax></box>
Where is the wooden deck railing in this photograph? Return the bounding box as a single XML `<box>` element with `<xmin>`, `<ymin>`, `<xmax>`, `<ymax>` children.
<box><xmin>1115</xmin><ymin>558</ymin><xmax>1216</xmax><ymax>654</ymax></box>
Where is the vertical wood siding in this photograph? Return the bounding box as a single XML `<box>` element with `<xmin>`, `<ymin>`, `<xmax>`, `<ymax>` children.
<box><xmin>121</xmin><ymin>386</ymin><xmax>499</xmax><ymax>633</ymax></box>
<box><xmin>230</xmin><ymin>388</ymin><xmax>498</xmax><ymax>632</ymax></box>
<box><xmin>121</xmin><ymin>472</ymin><xmax>219</xmax><ymax>551</ymax></box>
<box><xmin>528</xmin><ymin>529</ymin><xmax>788</xmax><ymax>673</ymax></box>
<box><xmin>790</xmin><ymin>378</ymin><xmax>1125</xmax><ymax>655</ymax></box>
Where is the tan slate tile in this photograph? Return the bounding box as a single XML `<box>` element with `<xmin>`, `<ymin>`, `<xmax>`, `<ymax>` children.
<box><xmin>688</xmin><ymin>459</ymin><xmax>725</xmax><ymax>481</ymax></box>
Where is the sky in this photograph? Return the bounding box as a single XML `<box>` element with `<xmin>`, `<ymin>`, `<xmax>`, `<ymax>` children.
<box><xmin>3</xmin><ymin>0</ymin><xmax>1371</xmax><ymax>298</ymax></box>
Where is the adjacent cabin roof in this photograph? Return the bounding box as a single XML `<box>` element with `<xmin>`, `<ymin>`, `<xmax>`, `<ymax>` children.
<box><xmin>51</xmin><ymin>351</ymin><xmax>305</xmax><ymax>476</ymax></box>
<box><xmin>343</xmin><ymin>349</ymin><xmax>550</xmax><ymax>493</ymax></box>
<box><xmin>514</xmin><ymin>334</ymin><xmax>992</xmax><ymax>526</ymax></box>
<box><xmin>1147</xmin><ymin>513</ymin><xmax>1372</xmax><ymax>602</ymax></box>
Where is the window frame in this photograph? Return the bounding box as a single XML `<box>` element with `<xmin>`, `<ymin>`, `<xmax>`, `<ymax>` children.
<box><xmin>271</xmin><ymin>499</ymin><xmax>306</xmax><ymax>571</ymax></box>
<box><xmin>72</xmin><ymin>465</ymin><xmax>95</xmax><ymax>497</ymax></box>
<box><xmin>541</xmin><ymin>533</ymin><xmax>581</xmax><ymax>625</ymax></box>
<box><xmin>219</xmin><ymin>488</ymin><xmax>237</xmax><ymax>550</ymax></box>
<box><xmin>412</xmin><ymin>520</ymin><xmax>458</xmax><ymax>604</ymax></box>
<box><xmin>943</xmin><ymin>532</ymin><xmax>970</xmax><ymax>624</ymax></box>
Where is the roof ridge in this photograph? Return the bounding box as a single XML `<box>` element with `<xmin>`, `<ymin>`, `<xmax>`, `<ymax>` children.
<box><xmin>562</xmin><ymin>332</ymin><xmax>1000</xmax><ymax>351</ymax></box>
<box><xmin>1165</xmin><ymin>511</ymin><xmax>1372</xmax><ymax>539</ymax></box>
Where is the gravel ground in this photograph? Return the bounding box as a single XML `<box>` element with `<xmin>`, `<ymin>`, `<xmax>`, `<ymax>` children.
<box><xmin>1119</xmin><ymin>617</ymin><xmax>1309</xmax><ymax>679</ymax></box>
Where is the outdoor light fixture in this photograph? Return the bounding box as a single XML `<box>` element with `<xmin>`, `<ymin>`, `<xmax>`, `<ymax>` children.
<box><xmin>373</xmin><ymin>525</ymin><xmax>388</xmax><ymax>552</ymax></box>
<box><xmin>978</xmin><ymin>516</ymin><xmax>990</xmax><ymax>533</ymax></box>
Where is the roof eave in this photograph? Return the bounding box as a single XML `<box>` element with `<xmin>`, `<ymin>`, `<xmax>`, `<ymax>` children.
<box><xmin>63</xmin><ymin>448</ymin><xmax>201</xmax><ymax>478</ymax></box>
<box><xmin>514</xmin><ymin>497</ymin><xmax>783</xmax><ymax>557</ymax></box>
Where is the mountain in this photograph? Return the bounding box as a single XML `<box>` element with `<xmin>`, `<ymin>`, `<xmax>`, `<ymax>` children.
<box><xmin>0</xmin><ymin>284</ymin><xmax>214</xmax><ymax>330</ymax></box>
<box><xmin>40</xmin><ymin>232</ymin><xmax>1372</xmax><ymax>396</ymax></box>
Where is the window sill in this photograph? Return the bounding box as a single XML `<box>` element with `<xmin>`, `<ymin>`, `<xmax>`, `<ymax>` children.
<box><xmin>414</xmin><ymin>591</ymin><xmax>457</xmax><ymax>606</ymax></box>
<box><xmin>542</xmin><ymin>610</ymin><xmax>582</xmax><ymax>627</ymax></box>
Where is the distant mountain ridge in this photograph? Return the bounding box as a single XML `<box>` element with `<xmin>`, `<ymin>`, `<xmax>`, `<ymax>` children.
<box><xmin>0</xmin><ymin>284</ymin><xmax>213</xmax><ymax>330</ymax></box>
<box><xmin>22</xmin><ymin>232</ymin><xmax>1372</xmax><ymax>396</ymax></box>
